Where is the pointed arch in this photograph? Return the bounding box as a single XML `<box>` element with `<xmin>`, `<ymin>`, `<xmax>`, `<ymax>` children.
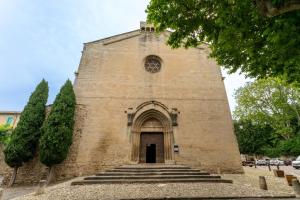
<box><xmin>129</xmin><ymin>101</ymin><xmax>174</xmax><ymax>164</ymax></box>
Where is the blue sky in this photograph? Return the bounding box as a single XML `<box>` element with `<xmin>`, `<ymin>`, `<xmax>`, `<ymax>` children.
<box><xmin>0</xmin><ymin>0</ymin><xmax>250</xmax><ymax>112</ymax></box>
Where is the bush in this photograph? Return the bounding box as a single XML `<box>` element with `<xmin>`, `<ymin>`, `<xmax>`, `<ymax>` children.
<box><xmin>0</xmin><ymin>124</ymin><xmax>12</xmax><ymax>146</ymax></box>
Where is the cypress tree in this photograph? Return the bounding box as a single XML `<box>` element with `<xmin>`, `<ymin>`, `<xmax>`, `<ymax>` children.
<box><xmin>39</xmin><ymin>80</ymin><xmax>76</xmax><ymax>183</ymax></box>
<box><xmin>4</xmin><ymin>79</ymin><xmax>48</xmax><ymax>186</ymax></box>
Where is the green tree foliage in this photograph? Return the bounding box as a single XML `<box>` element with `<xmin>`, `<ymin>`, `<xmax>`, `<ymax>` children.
<box><xmin>234</xmin><ymin>120</ymin><xmax>274</xmax><ymax>155</ymax></box>
<box><xmin>234</xmin><ymin>77</ymin><xmax>300</xmax><ymax>140</ymax></box>
<box><xmin>264</xmin><ymin>135</ymin><xmax>300</xmax><ymax>157</ymax></box>
<box><xmin>0</xmin><ymin>124</ymin><xmax>12</xmax><ymax>146</ymax></box>
<box><xmin>4</xmin><ymin>80</ymin><xmax>48</xmax><ymax>168</ymax></box>
<box><xmin>146</xmin><ymin>0</ymin><xmax>300</xmax><ymax>83</ymax></box>
<box><xmin>234</xmin><ymin>77</ymin><xmax>300</xmax><ymax>156</ymax></box>
<box><xmin>39</xmin><ymin>80</ymin><xmax>76</xmax><ymax>167</ymax></box>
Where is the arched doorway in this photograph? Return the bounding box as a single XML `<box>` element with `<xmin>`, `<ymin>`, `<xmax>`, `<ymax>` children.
<box><xmin>127</xmin><ymin>101</ymin><xmax>176</xmax><ymax>164</ymax></box>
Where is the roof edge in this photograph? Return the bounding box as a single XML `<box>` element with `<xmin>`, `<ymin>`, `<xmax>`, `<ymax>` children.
<box><xmin>0</xmin><ymin>111</ymin><xmax>21</xmax><ymax>114</ymax></box>
<box><xmin>84</xmin><ymin>29</ymin><xmax>141</xmax><ymax>45</ymax></box>
<box><xmin>83</xmin><ymin>28</ymin><xmax>210</xmax><ymax>51</ymax></box>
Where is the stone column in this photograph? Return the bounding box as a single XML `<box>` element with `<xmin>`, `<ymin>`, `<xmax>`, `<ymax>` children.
<box><xmin>164</xmin><ymin>131</ymin><xmax>175</xmax><ymax>164</ymax></box>
<box><xmin>127</xmin><ymin>126</ymin><xmax>132</xmax><ymax>142</ymax></box>
<box><xmin>126</xmin><ymin>108</ymin><xmax>134</xmax><ymax>141</ymax></box>
<box><xmin>130</xmin><ymin>131</ymin><xmax>140</xmax><ymax>163</ymax></box>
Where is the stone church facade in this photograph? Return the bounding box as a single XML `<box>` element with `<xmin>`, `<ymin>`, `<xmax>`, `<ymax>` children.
<box><xmin>0</xmin><ymin>22</ymin><xmax>242</xmax><ymax>184</ymax></box>
<box><xmin>71</xmin><ymin>22</ymin><xmax>242</xmax><ymax>175</ymax></box>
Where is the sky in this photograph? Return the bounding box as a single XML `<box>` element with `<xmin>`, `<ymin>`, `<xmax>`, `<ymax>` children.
<box><xmin>0</xmin><ymin>0</ymin><xmax>251</xmax><ymax>113</ymax></box>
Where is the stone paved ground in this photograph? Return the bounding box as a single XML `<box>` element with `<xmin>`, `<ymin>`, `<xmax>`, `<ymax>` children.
<box><xmin>2</xmin><ymin>167</ymin><xmax>298</xmax><ymax>200</ymax></box>
<box><xmin>9</xmin><ymin>182</ymin><xmax>296</xmax><ymax>200</ymax></box>
<box><xmin>224</xmin><ymin>166</ymin><xmax>295</xmax><ymax>194</ymax></box>
<box><xmin>1</xmin><ymin>186</ymin><xmax>36</xmax><ymax>200</ymax></box>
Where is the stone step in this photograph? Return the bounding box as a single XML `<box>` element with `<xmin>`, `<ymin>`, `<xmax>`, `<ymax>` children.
<box><xmin>71</xmin><ymin>178</ymin><xmax>233</xmax><ymax>185</ymax></box>
<box><xmin>95</xmin><ymin>172</ymin><xmax>210</xmax><ymax>176</ymax></box>
<box><xmin>120</xmin><ymin>196</ymin><xmax>297</xmax><ymax>200</ymax></box>
<box><xmin>106</xmin><ymin>169</ymin><xmax>202</xmax><ymax>173</ymax></box>
<box><xmin>115</xmin><ymin>166</ymin><xmax>191</xmax><ymax>170</ymax></box>
<box><xmin>84</xmin><ymin>175</ymin><xmax>221</xmax><ymax>180</ymax></box>
<box><xmin>71</xmin><ymin>165</ymin><xmax>232</xmax><ymax>186</ymax></box>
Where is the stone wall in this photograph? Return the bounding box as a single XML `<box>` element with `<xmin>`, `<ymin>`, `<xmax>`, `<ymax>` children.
<box><xmin>1</xmin><ymin>145</ymin><xmax>47</xmax><ymax>186</ymax></box>
<box><xmin>0</xmin><ymin>145</ymin><xmax>10</xmax><ymax>184</ymax></box>
<box><xmin>54</xmin><ymin>104</ymin><xmax>88</xmax><ymax>179</ymax></box>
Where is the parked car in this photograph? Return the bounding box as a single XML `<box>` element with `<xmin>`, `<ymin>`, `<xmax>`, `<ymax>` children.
<box><xmin>269</xmin><ymin>158</ymin><xmax>284</xmax><ymax>166</ymax></box>
<box><xmin>256</xmin><ymin>159</ymin><xmax>267</xmax><ymax>166</ymax></box>
<box><xmin>292</xmin><ymin>156</ymin><xmax>300</xmax><ymax>169</ymax></box>
<box><xmin>284</xmin><ymin>160</ymin><xmax>292</xmax><ymax>166</ymax></box>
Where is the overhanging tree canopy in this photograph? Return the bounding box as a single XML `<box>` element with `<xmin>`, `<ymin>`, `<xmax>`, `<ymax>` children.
<box><xmin>146</xmin><ymin>0</ymin><xmax>300</xmax><ymax>83</ymax></box>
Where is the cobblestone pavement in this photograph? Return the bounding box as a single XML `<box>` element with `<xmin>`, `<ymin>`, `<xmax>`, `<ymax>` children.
<box><xmin>2</xmin><ymin>167</ymin><xmax>299</xmax><ymax>200</ymax></box>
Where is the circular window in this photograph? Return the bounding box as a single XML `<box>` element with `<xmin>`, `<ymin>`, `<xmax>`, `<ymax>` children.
<box><xmin>144</xmin><ymin>56</ymin><xmax>161</xmax><ymax>73</ymax></box>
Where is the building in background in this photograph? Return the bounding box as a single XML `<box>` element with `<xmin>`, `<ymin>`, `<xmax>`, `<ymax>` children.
<box><xmin>0</xmin><ymin>111</ymin><xmax>21</xmax><ymax>128</ymax></box>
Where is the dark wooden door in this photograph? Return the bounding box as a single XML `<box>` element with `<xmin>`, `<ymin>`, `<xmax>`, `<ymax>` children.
<box><xmin>139</xmin><ymin>132</ymin><xmax>164</xmax><ymax>163</ymax></box>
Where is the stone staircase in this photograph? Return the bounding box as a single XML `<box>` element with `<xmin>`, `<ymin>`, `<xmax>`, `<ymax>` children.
<box><xmin>71</xmin><ymin>165</ymin><xmax>233</xmax><ymax>185</ymax></box>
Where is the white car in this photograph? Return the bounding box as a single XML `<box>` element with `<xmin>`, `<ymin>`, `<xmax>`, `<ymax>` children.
<box><xmin>269</xmin><ymin>158</ymin><xmax>284</xmax><ymax>166</ymax></box>
<box><xmin>256</xmin><ymin>159</ymin><xmax>267</xmax><ymax>166</ymax></box>
<box><xmin>292</xmin><ymin>156</ymin><xmax>300</xmax><ymax>169</ymax></box>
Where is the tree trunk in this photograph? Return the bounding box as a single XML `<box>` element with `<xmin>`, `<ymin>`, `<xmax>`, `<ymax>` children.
<box><xmin>46</xmin><ymin>166</ymin><xmax>55</xmax><ymax>185</ymax></box>
<box><xmin>8</xmin><ymin>167</ymin><xmax>18</xmax><ymax>187</ymax></box>
<box><xmin>256</xmin><ymin>0</ymin><xmax>300</xmax><ymax>17</ymax></box>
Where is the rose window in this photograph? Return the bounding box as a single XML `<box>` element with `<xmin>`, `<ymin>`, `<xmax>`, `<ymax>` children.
<box><xmin>144</xmin><ymin>56</ymin><xmax>161</xmax><ymax>73</ymax></box>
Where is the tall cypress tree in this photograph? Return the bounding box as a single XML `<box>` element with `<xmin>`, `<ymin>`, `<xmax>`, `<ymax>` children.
<box><xmin>4</xmin><ymin>79</ymin><xmax>48</xmax><ymax>186</ymax></box>
<box><xmin>39</xmin><ymin>80</ymin><xmax>76</xmax><ymax>183</ymax></box>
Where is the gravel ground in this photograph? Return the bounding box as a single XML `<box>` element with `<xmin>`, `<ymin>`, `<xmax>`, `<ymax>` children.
<box><xmin>7</xmin><ymin>167</ymin><xmax>296</xmax><ymax>200</ymax></box>
<box><xmin>223</xmin><ymin>167</ymin><xmax>295</xmax><ymax>194</ymax></box>
<box><xmin>1</xmin><ymin>166</ymin><xmax>298</xmax><ymax>200</ymax></box>
<box><xmin>11</xmin><ymin>182</ymin><xmax>295</xmax><ymax>200</ymax></box>
<box><xmin>1</xmin><ymin>186</ymin><xmax>36</xmax><ymax>200</ymax></box>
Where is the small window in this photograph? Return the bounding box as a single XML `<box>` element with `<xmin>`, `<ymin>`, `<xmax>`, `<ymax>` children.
<box><xmin>6</xmin><ymin>116</ymin><xmax>13</xmax><ymax>125</ymax></box>
<box><xmin>144</xmin><ymin>55</ymin><xmax>161</xmax><ymax>73</ymax></box>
